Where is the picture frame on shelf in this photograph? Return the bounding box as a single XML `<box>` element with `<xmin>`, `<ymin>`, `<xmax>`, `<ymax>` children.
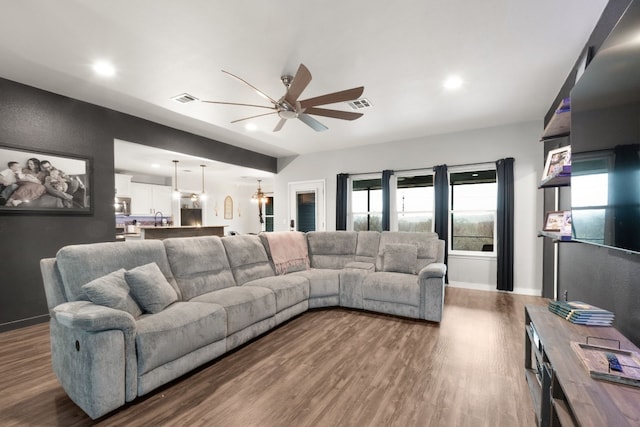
<box><xmin>0</xmin><ymin>143</ymin><xmax>92</xmax><ymax>215</ymax></box>
<box><xmin>544</xmin><ymin>210</ymin><xmax>567</xmax><ymax>232</ymax></box>
<box><xmin>542</xmin><ymin>146</ymin><xmax>571</xmax><ymax>180</ymax></box>
<box><xmin>561</xmin><ymin>210</ymin><xmax>572</xmax><ymax>236</ymax></box>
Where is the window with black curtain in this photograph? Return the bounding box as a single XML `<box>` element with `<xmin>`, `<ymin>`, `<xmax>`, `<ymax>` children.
<box><xmin>449</xmin><ymin>169</ymin><xmax>497</xmax><ymax>252</ymax></box>
<box><xmin>351</xmin><ymin>177</ymin><xmax>382</xmax><ymax>231</ymax></box>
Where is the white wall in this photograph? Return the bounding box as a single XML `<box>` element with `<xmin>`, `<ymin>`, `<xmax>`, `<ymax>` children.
<box><xmin>197</xmin><ymin>179</ymin><xmax>271</xmax><ymax>235</ymax></box>
<box><xmin>274</xmin><ymin>121</ymin><xmax>544</xmax><ymax>295</ymax></box>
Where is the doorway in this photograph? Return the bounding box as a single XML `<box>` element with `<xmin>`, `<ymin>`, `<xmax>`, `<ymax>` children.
<box><xmin>288</xmin><ymin>180</ymin><xmax>325</xmax><ymax>232</ymax></box>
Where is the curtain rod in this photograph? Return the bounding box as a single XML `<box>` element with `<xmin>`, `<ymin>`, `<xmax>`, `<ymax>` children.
<box><xmin>347</xmin><ymin>160</ymin><xmax>499</xmax><ymax>176</ymax></box>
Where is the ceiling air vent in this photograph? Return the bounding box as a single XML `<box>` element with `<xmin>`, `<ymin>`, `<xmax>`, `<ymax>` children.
<box><xmin>171</xmin><ymin>93</ymin><xmax>199</xmax><ymax>104</ymax></box>
<box><xmin>347</xmin><ymin>98</ymin><xmax>372</xmax><ymax>110</ymax></box>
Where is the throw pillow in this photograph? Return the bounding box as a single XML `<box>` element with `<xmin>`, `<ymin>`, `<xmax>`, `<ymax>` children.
<box><xmin>125</xmin><ymin>262</ymin><xmax>178</xmax><ymax>314</ymax></box>
<box><xmin>82</xmin><ymin>269</ymin><xmax>143</xmax><ymax>318</ymax></box>
<box><xmin>383</xmin><ymin>243</ymin><xmax>418</xmax><ymax>274</ymax></box>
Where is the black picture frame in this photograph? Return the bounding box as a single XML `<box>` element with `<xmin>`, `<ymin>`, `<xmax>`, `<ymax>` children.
<box><xmin>0</xmin><ymin>143</ymin><xmax>92</xmax><ymax>215</ymax></box>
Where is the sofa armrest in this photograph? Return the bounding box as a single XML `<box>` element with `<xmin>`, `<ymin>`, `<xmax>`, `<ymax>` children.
<box><xmin>50</xmin><ymin>301</ymin><xmax>138</xmax><ymax>417</ymax></box>
<box><xmin>418</xmin><ymin>262</ymin><xmax>447</xmax><ymax>279</ymax></box>
<box><xmin>340</xmin><ymin>262</ymin><xmax>374</xmax><ymax>309</ymax></box>
<box><xmin>417</xmin><ymin>263</ymin><xmax>447</xmax><ymax>322</ymax></box>
<box><xmin>52</xmin><ymin>301</ymin><xmax>136</xmax><ymax>333</ymax></box>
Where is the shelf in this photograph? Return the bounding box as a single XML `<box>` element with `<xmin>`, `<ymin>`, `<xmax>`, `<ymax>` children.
<box><xmin>524</xmin><ymin>369</ymin><xmax>542</xmax><ymax>421</ymax></box>
<box><xmin>539</xmin><ymin>173</ymin><xmax>570</xmax><ymax>188</ymax></box>
<box><xmin>552</xmin><ymin>398</ymin><xmax>577</xmax><ymax>427</ymax></box>
<box><xmin>524</xmin><ymin>305</ymin><xmax>640</xmax><ymax>426</ymax></box>
<box><xmin>538</xmin><ymin>231</ymin><xmax>572</xmax><ymax>242</ymax></box>
<box><xmin>541</xmin><ymin>98</ymin><xmax>571</xmax><ymax>140</ymax></box>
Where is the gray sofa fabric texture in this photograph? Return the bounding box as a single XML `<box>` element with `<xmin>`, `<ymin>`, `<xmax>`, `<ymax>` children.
<box><xmin>41</xmin><ymin>231</ymin><xmax>446</xmax><ymax>419</ymax></box>
<box><xmin>222</xmin><ymin>235</ymin><xmax>275</xmax><ymax>285</ymax></box>
<box><xmin>125</xmin><ymin>262</ymin><xmax>178</xmax><ymax>314</ymax></box>
<box><xmin>81</xmin><ymin>268</ymin><xmax>142</xmax><ymax>318</ymax></box>
<box><xmin>164</xmin><ymin>236</ymin><xmax>236</xmax><ymax>300</ymax></box>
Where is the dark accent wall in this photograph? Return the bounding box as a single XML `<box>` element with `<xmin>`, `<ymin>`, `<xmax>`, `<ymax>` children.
<box><xmin>0</xmin><ymin>77</ymin><xmax>276</xmax><ymax>332</ymax></box>
<box><xmin>542</xmin><ymin>0</ymin><xmax>640</xmax><ymax>346</ymax></box>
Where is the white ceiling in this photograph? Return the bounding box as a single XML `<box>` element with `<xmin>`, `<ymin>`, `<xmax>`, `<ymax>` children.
<box><xmin>0</xmin><ymin>1</ymin><xmax>608</xmax><ymax>165</ymax></box>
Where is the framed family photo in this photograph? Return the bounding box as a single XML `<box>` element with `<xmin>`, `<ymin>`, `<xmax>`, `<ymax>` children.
<box><xmin>0</xmin><ymin>143</ymin><xmax>92</xmax><ymax>214</ymax></box>
<box><xmin>542</xmin><ymin>146</ymin><xmax>571</xmax><ymax>180</ymax></box>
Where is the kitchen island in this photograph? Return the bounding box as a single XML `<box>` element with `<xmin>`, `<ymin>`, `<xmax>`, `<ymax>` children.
<box><xmin>124</xmin><ymin>226</ymin><xmax>226</xmax><ymax>241</ymax></box>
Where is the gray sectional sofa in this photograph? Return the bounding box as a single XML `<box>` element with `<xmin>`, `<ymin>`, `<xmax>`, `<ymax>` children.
<box><xmin>40</xmin><ymin>231</ymin><xmax>446</xmax><ymax>419</ymax></box>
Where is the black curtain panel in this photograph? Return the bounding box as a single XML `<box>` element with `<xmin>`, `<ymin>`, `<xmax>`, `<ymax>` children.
<box><xmin>433</xmin><ymin>164</ymin><xmax>449</xmax><ymax>282</ymax></box>
<box><xmin>496</xmin><ymin>157</ymin><xmax>515</xmax><ymax>291</ymax></box>
<box><xmin>382</xmin><ymin>170</ymin><xmax>394</xmax><ymax>231</ymax></box>
<box><xmin>336</xmin><ymin>173</ymin><xmax>349</xmax><ymax>230</ymax></box>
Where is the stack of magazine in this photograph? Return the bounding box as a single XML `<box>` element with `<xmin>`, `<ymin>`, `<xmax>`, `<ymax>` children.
<box><xmin>548</xmin><ymin>300</ymin><xmax>615</xmax><ymax>326</ymax></box>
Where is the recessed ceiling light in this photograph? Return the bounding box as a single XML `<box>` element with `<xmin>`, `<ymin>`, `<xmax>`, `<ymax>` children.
<box><xmin>443</xmin><ymin>75</ymin><xmax>463</xmax><ymax>90</ymax></box>
<box><xmin>151</xmin><ymin>164</ymin><xmax>160</xmax><ymax>168</ymax></box>
<box><xmin>245</xmin><ymin>123</ymin><xmax>257</xmax><ymax>131</ymax></box>
<box><xmin>92</xmin><ymin>60</ymin><xmax>116</xmax><ymax>77</ymax></box>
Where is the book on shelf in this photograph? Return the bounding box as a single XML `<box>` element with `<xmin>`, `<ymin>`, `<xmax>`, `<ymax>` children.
<box><xmin>548</xmin><ymin>300</ymin><xmax>614</xmax><ymax>326</ymax></box>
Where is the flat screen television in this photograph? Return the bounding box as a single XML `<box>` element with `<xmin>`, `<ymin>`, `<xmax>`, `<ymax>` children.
<box><xmin>570</xmin><ymin>0</ymin><xmax>640</xmax><ymax>254</ymax></box>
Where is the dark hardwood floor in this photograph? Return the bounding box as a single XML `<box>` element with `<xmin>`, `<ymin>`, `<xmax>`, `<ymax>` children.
<box><xmin>0</xmin><ymin>287</ymin><xmax>547</xmax><ymax>426</ymax></box>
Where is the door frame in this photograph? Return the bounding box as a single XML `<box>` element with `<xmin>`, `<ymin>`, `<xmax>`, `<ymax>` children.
<box><xmin>288</xmin><ymin>179</ymin><xmax>326</xmax><ymax>231</ymax></box>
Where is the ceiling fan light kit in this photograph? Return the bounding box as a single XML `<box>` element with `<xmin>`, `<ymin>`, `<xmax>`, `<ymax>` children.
<box><xmin>197</xmin><ymin>63</ymin><xmax>364</xmax><ymax>132</ymax></box>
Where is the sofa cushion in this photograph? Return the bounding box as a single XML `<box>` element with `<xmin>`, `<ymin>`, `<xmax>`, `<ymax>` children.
<box><xmin>81</xmin><ymin>269</ymin><xmax>142</xmax><ymax>318</ymax></box>
<box><xmin>307</xmin><ymin>231</ymin><xmax>357</xmax><ymax>269</ymax></box>
<box><xmin>163</xmin><ymin>236</ymin><xmax>236</xmax><ymax>300</ymax></box>
<box><xmin>355</xmin><ymin>231</ymin><xmax>380</xmax><ymax>264</ymax></box>
<box><xmin>191</xmin><ymin>286</ymin><xmax>276</xmax><ymax>335</ymax></box>
<box><xmin>383</xmin><ymin>243</ymin><xmax>418</xmax><ymax>274</ymax></box>
<box><xmin>243</xmin><ymin>275</ymin><xmax>310</xmax><ymax>312</ymax></box>
<box><xmin>135</xmin><ymin>301</ymin><xmax>226</xmax><ymax>375</ymax></box>
<box><xmin>375</xmin><ymin>232</ymin><xmax>442</xmax><ymax>272</ymax></box>
<box><xmin>125</xmin><ymin>263</ymin><xmax>178</xmax><ymax>314</ymax></box>
<box><xmin>290</xmin><ymin>268</ymin><xmax>340</xmax><ymax>298</ymax></box>
<box><xmin>363</xmin><ymin>272</ymin><xmax>420</xmax><ymax>306</ymax></box>
<box><xmin>222</xmin><ymin>235</ymin><xmax>274</xmax><ymax>285</ymax></box>
<box><xmin>56</xmin><ymin>240</ymin><xmax>179</xmax><ymax>302</ymax></box>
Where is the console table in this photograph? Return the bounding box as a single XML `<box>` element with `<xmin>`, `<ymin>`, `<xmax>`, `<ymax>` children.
<box><xmin>524</xmin><ymin>305</ymin><xmax>640</xmax><ymax>426</ymax></box>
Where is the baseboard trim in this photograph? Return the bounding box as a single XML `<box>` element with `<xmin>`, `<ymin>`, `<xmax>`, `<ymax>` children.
<box><xmin>448</xmin><ymin>281</ymin><xmax>541</xmax><ymax>297</ymax></box>
<box><xmin>0</xmin><ymin>314</ymin><xmax>49</xmax><ymax>333</ymax></box>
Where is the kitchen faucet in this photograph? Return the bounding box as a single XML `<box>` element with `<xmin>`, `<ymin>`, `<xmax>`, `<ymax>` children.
<box><xmin>154</xmin><ymin>211</ymin><xmax>164</xmax><ymax>227</ymax></box>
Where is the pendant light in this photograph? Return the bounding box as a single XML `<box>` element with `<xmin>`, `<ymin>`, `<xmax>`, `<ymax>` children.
<box><xmin>251</xmin><ymin>180</ymin><xmax>267</xmax><ymax>204</ymax></box>
<box><xmin>252</xmin><ymin>179</ymin><xmax>268</xmax><ymax>224</ymax></box>
<box><xmin>199</xmin><ymin>164</ymin><xmax>207</xmax><ymax>201</ymax></box>
<box><xmin>172</xmin><ymin>160</ymin><xmax>180</xmax><ymax>200</ymax></box>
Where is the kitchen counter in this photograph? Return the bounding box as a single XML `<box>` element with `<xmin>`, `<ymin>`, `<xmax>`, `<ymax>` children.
<box><xmin>132</xmin><ymin>225</ymin><xmax>226</xmax><ymax>240</ymax></box>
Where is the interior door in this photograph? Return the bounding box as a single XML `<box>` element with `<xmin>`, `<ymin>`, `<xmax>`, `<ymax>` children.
<box><xmin>288</xmin><ymin>180</ymin><xmax>325</xmax><ymax>232</ymax></box>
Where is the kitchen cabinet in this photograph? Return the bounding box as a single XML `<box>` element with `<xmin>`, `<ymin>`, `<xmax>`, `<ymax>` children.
<box><xmin>115</xmin><ymin>173</ymin><xmax>132</xmax><ymax>197</ymax></box>
<box><xmin>130</xmin><ymin>182</ymin><xmax>172</xmax><ymax>215</ymax></box>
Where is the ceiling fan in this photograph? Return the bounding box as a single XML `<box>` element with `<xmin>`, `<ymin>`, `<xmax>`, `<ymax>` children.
<box><xmin>199</xmin><ymin>64</ymin><xmax>364</xmax><ymax>132</ymax></box>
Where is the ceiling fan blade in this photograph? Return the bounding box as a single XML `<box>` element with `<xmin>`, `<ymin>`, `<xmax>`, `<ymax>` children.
<box><xmin>298</xmin><ymin>113</ymin><xmax>328</xmax><ymax>132</ymax></box>
<box><xmin>200</xmin><ymin>100</ymin><xmax>275</xmax><ymax>110</ymax></box>
<box><xmin>221</xmin><ymin>69</ymin><xmax>279</xmax><ymax>105</ymax></box>
<box><xmin>230</xmin><ymin>111</ymin><xmax>277</xmax><ymax>124</ymax></box>
<box><xmin>284</xmin><ymin>64</ymin><xmax>312</xmax><ymax>105</ymax></box>
<box><xmin>304</xmin><ymin>107</ymin><xmax>363</xmax><ymax>121</ymax></box>
<box><xmin>273</xmin><ymin>118</ymin><xmax>287</xmax><ymax>132</ymax></box>
<box><xmin>299</xmin><ymin>86</ymin><xmax>364</xmax><ymax>109</ymax></box>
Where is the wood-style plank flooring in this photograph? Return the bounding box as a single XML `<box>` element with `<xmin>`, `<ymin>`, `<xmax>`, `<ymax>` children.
<box><xmin>0</xmin><ymin>287</ymin><xmax>547</xmax><ymax>426</ymax></box>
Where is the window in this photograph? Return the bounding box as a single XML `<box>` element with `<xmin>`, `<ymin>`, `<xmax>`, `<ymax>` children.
<box><xmin>263</xmin><ymin>196</ymin><xmax>274</xmax><ymax>232</ymax></box>
<box><xmin>351</xmin><ymin>176</ymin><xmax>382</xmax><ymax>231</ymax></box>
<box><xmin>450</xmin><ymin>169</ymin><xmax>497</xmax><ymax>252</ymax></box>
<box><xmin>396</xmin><ymin>174</ymin><xmax>434</xmax><ymax>232</ymax></box>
